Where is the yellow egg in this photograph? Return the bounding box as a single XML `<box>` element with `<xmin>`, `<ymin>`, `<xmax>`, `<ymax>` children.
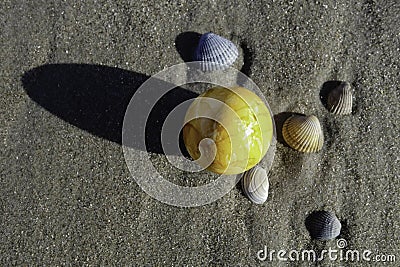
<box><xmin>183</xmin><ymin>86</ymin><xmax>274</xmax><ymax>175</ymax></box>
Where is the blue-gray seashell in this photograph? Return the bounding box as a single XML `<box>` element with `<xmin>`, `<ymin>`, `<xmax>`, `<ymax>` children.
<box><xmin>194</xmin><ymin>32</ymin><xmax>239</xmax><ymax>72</ymax></box>
<box><xmin>305</xmin><ymin>211</ymin><xmax>342</xmax><ymax>240</ymax></box>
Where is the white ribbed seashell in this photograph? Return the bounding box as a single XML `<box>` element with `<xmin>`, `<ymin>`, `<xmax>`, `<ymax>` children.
<box><xmin>241</xmin><ymin>166</ymin><xmax>269</xmax><ymax>204</ymax></box>
<box><xmin>282</xmin><ymin>115</ymin><xmax>324</xmax><ymax>153</ymax></box>
<box><xmin>327</xmin><ymin>81</ymin><xmax>353</xmax><ymax>115</ymax></box>
<box><xmin>194</xmin><ymin>32</ymin><xmax>239</xmax><ymax>72</ymax></box>
<box><xmin>305</xmin><ymin>211</ymin><xmax>342</xmax><ymax>240</ymax></box>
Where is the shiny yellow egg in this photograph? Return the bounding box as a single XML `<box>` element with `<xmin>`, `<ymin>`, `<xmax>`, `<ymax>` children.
<box><xmin>183</xmin><ymin>86</ymin><xmax>274</xmax><ymax>175</ymax></box>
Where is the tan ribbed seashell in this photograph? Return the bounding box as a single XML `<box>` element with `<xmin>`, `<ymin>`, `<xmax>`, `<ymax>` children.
<box><xmin>241</xmin><ymin>166</ymin><xmax>269</xmax><ymax>204</ymax></box>
<box><xmin>327</xmin><ymin>81</ymin><xmax>353</xmax><ymax>115</ymax></box>
<box><xmin>282</xmin><ymin>115</ymin><xmax>324</xmax><ymax>153</ymax></box>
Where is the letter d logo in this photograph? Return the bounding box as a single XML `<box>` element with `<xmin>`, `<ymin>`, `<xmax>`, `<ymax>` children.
<box><xmin>257</xmin><ymin>246</ymin><xmax>268</xmax><ymax>261</ymax></box>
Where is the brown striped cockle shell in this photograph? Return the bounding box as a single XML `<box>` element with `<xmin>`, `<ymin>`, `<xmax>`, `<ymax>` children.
<box><xmin>327</xmin><ymin>81</ymin><xmax>353</xmax><ymax>115</ymax></box>
<box><xmin>282</xmin><ymin>115</ymin><xmax>324</xmax><ymax>153</ymax></box>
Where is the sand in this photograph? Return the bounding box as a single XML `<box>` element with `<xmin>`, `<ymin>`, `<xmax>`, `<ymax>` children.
<box><xmin>1</xmin><ymin>0</ymin><xmax>399</xmax><ymax>266</ymax></box>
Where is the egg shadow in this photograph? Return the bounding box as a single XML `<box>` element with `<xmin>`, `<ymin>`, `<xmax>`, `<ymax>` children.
<box><xmin>235</xmin><ymin>174</ymin><xmax>247</xmax><ymax>198</ymax></box>
<box><xmin>21</xmin><ymin>63</ymin><xmax>197</xmax><ymax>155</ymax></box>
<box><xmin>175</xmin><ymin>31</ymin><xmax>202</xmax><ymax>62</ymax></box>
<box><xmin>319</xmin><ymin>80</ymin><xmax>343</xmax><ymax>110</ymax></box>
<box><xmin>239</xmin><ymin>39</ymin><xmax>254</xmax><ymax>77</ymax></box>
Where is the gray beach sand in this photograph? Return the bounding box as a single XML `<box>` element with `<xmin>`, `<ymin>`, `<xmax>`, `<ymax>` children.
<box><xmin>1</xmin><ymin>1</ymin><xmax>399</xmax><ymax>266</ymax></box>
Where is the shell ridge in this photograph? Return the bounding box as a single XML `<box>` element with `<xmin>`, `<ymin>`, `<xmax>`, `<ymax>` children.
<box><xmin>214</xmin><ymin>37</ymin><xmax>234</xmax><ymax>67</ymax></box>
<box><xmin>327</xmin><ymin>81</ymin><xmax>353</xmax><ymax>115</ymax></box>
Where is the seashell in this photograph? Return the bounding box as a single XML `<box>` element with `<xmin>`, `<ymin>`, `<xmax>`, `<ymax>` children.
<box><xmin>282</xmin><ymin>115</ymin><xmax>324</xmax><ymax>153</ymax></box>
<box><xmin>183</xmin><ymin>86</ymin><xmax>274</xmax><ymax>175</ymax></box>
<box><xmin>241</xmin><ymin>166</ymin><xmax>269</xmax><ymax>204</ymax></box>
<box><xmin>193</xmin><ymin>32</ymin><xmax>239</xmax><ymax>71</ymax></box>
<box><xmin>305</xmin><ymin>211</ymin><xmax>342</xmax><ymax>240</ymax></box>
<box><xmin>327</xmin><ymin>81</ymin><xmax>353</xmax><ymax>115</ymax></box>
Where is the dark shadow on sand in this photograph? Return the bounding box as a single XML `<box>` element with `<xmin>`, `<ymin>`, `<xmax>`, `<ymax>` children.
<box><xmin>319</xmin><ymin>80</ymin><xmax>343</xmax><ymax>110</ymax></box>
<box><xmin>338</xmin><ymin>218</ymin><xmax>351</xmax><ymax>242</ymax></box>
<box><xmin>239</xmin><ymin>40</ymin><xmax>253</xmax><ymax>77</ymax></box>
<box><xmin>175</xmin><ymin>31</ymin><xmax>202</xmax><ymax>62</ymax></box>
<box><xmin>22</xmin><ymin>64</ymin><xmax>197</xmax><ymax>155</ymax></box>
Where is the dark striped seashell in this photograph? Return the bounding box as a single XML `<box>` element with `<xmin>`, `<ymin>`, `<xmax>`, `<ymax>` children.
<box><xmin>327</xmin><ymin>81</ymin><xmax>353</xmax><ymax>115</ymax></box>
<box><xmin>193</xmin><ymin>32</ymin><xmax>238</xmax><ymax>72</ymax></box>
<box><xmin>305</xmin><ymin>211</ymin><xmax>341</xmax><ymax>240</ymax></box>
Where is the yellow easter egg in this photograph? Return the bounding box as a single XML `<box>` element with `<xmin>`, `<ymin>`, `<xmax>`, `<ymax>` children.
<box><xmin>183</xmin><ymin>86</ymin><xmax>274</xmax><ymax>175</ymax></box>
